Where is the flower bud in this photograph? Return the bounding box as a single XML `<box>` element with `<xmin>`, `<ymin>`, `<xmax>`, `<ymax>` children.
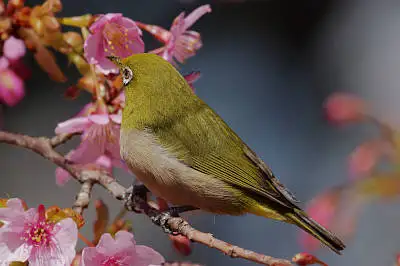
<box><xmin>59</xmin><ymin>14</ymin><xmax>93</xmax><ymax>28</ymax></box>
<box><xmin>68</xmin><ymin>53</ymin><xmax>90</xmax><ymax>75</ymax></box>
<box><xmin>42</xmin><ymin>15</ymin><xmax>60</xmax><ymax>32</ymax></box>
<box><xmin>42</xmin><ymin>0</ymin><xmax>62</xmax><ymax>13</ymax></box>
<box><xmin>169</xmin><ymin>235</ymin><xmax>192</xmax><ymax>256</ymax></box>
<box><xmin>64</xmin><ymin>85</ymin><xmax>80</xmax><ymax>99</ymax></box>
<box><xmin>63</xmin><ymin>32</ymin><xmax>83</xmax><ymax>51</ymax></box>
<box><xmin>30</xmin><ymin>15</ymin><xmax>45</xmax><ymax>36</ymax></box>
<box><xmin>292</xmin><ymin>252</ymin><xmax>321</xmax><ymax>265</ymax></box>
<box><xmin>0</xmin><ymin>17</ymin><xmax>11</xmax><ymax>35</ymax></box>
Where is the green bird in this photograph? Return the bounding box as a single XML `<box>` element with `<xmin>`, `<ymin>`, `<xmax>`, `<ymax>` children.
<box><xmin>109</xmin><ymin>53</ymin><xmax>345</xmax><ymax>254</ymax></box>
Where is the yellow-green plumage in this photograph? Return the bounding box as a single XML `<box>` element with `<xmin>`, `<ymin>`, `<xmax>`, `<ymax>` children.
<box><xmin>113</xmin><ymin>53</ymin><xmax>345</xmax><ymax>254</ymax></box>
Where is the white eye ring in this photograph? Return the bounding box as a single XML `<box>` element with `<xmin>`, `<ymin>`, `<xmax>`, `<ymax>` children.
<box><xmin>122</xmin><ymin>67</ymin><xmax>133</xmax><ymax>86</ymax></box>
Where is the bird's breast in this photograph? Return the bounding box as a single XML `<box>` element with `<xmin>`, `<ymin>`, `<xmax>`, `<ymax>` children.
<box><xmin>120</xmin><ymin>128</ymin><xmax>246</xmax><ymax>214</ymax></box>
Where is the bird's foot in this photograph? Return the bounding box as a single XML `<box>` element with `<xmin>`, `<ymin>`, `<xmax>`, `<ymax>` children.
<box><xmin>151</xmin><ymin>205</ymin><xmax>198</xmax><ymax>235</ymax></box>
<box><xmin>151</xmin><ymin>211</ymin><xmax>176</xmax><ymax>234</ymax></box>
<box><xmin>124</xmin><ymin>184</ymin><xmax>149</xmax><ymax>213</ymax></box>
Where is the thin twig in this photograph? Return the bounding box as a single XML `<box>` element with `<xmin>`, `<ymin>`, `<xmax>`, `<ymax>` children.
<box><xmin>0</xmin><ymin>130</ymin><xmax>293</xmax><ymax>266</ymax></box>
<box><xmin>73</xmin><ymin>181</ymin><xmax>94</xmax><ymax>215</ymax></box>
<box><xmin>50</xmin><ymin>132</ymin><xmax>79</xmax><ymax>147</ymax></box>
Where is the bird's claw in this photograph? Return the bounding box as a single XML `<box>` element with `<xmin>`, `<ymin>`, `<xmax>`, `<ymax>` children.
<box><xmin>124</xmin><ymin>184</ymin><xmax>149</xmax><ymax>213</ymax></box>
<box><xmin>151</xmin><ymin>210</ymin><xmax>178</xmax><ymax>235</ymax></box>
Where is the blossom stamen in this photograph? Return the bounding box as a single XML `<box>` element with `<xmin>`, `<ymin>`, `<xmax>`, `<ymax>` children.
<box><xmin>103</xmin><ymin>23</ymin><xmax>134</xmax><ymax>55</ymax></box>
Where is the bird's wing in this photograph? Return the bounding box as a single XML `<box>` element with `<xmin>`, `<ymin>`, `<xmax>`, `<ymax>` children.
<box><xmin>152</xmin><ymin>101</ymin><xmax>299</xmax><ymax>207</ymax></box>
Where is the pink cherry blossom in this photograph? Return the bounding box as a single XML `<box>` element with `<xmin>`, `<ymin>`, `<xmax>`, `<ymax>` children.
<box><xmin>54</xmin><ymin>113</ymin><xmax>127</xmax><ymax>185</ymax></box>
<box><xmin>84</xmin><ymin>13</ymin><xmax>144</xmax><ymax>75</ymax></box>
<box><xmin>81</xmin><ymin>231</ymin><xmax>164</xmax><ymax>266</ymax></box>
<box><xmin>349</xmin><ymin>139</ymin><xmax>390</xmax><ymax>179</ymax></box>
<box><xmin>0</xmin><ymin>199</ymin><xmax>78</xmax><ymax>266</ymax></box>
<box><xmin>3</xmin><ymin>36</ymin><xmax>26</xmax><ymax>61</ymax></box>
<box><xmin>0</xmin><ymin>68</ymin><xmax>25</xmax><ymax>107</ymax></box>
<box><xmin>138</xmin><ymin>5</ymin><xmax>211</xmax><ymax>64</ymax></box>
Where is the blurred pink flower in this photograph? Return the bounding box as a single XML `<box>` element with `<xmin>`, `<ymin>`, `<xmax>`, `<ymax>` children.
<box><xmin>0</xmin><ymin>68</ymin><xmax>25</xmax><ymax>106</ymax></box>
<box><xmin>324</xmin><ymin>92</ymin><xmax>366</xmax><ymax>124</ymax></box>
<box><xmin>0</xmin><ymin>199</ymin><xmax>77</xmax><ymax>266</ymax></box>
<box><xmin>84</xmin><ymin>13</ymin><xmax>144</xmax><ymax>75</ymax></box>
<box><xmin>138</xmin><ymin>5</ymin><xmax>211</xmax><ymax>64</ymax></box>
<box><xmin>3</xmin><ymin>36</ymin><xmax>26</xmax><ymax>61</ymax></box>
<box><xmin>349</xmin><ymin>139</ymin><xmax>390</xmax><ymax>179</ymax></box>
<box><xmin>54</xmin><ymin>113</ymin><xmax>127</xmax><ymax>185</ymax></box>
<box><xmin>0</xmin><ymin>36</ymin><xmax>29</xmax><ymax>107</ymax></box>
<box><xmin>81</xmin><ymin>231</ymin><xmax>164</xmax><ymax>266</ymax></box>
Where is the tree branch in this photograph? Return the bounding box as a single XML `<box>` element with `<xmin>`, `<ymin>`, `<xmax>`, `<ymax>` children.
<box><xmin>0</xmin><ymin>130</ymin><xmax>293</xmax><ymax>266</ymax></box>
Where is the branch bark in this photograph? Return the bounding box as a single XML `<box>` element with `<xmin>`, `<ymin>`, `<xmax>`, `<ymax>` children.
<box><xmin>0</xmin><ymin>130</ymin><xmax>293</xmax><ymax>266</ymax></box>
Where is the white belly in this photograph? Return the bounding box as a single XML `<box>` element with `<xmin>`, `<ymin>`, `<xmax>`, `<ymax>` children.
<box><xmin>120</xmin><ymin>128</ymin><xmax>240</xmax><ymax>214</ymax></box>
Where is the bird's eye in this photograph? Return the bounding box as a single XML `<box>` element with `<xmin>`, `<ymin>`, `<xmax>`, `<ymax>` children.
<box><xmin>122</xmin><ymin>67</ymin><xmax>133</xmax><ymax>86</ymax></box>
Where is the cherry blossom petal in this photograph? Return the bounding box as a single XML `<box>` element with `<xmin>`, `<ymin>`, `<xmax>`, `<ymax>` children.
<box><xmin>53</xmin><ymin>218</ymin><xmax>78</xmax><ymax>264</ymax></box>
<box><xmin>183</xmin><ymin>5</ymin><xmax>212</xmax><ymax>30</ymax></box>
<box><xmin>6</xmin><ymin>198</ymin><xmax>24</xmax><ymax>212</ymax></box>
<box><xmin>90</xmin><ymin>13</ymin><xmax>122</xmax><ymax>33</ymax></box>
<box><xmin>6</xmin><ymin>242</ymin><xmax>31</xmax><ymax>263</ymax></box>
<box><xmin>95</xmin><ymin>233</ymin><xmax>118</xmax><ymax>256</ymax></box>
<box><xmin>109</xmin><ymin>114</ymin><xmax>122</xmax><ymax>124</ymax></box>
<box><xmin>95</xmin><ymin>155</ymin><xmax>112</xmax><ymax>170</ymax></box>
<box><xmin>55</xmin><ymin>167</ymin><xmax>71</xmax><ymax>186</ymax></box>
<box><xmin>55</xmin><ymin>117</ymin><xmax>90</xmax><ymax>134</ymax></box>
<box><xmin>88</xmin><ymin>114</ymin><xmax>110</xmax><ymax>125</ymax></box>
<box><xmin>83</xmin><ymin>31</ymin><xmax>104</xmax><ymax>65</ymax></box>
<box><xmin>81</xmin><ymin>247</ymin><xmax>106</xmax><ymax>266</ymax></box>
<box><xmin>134</xmin><ymin>245</ymin><xmax>165</xmax><ymax>266</ymax></box>
<box><xmin>114</xmin><ymin>230</ymin><xmax>136</xmax><ymax>245</ymax></box>
<box><xmin>69</xmin><ymin>140</ymin><xmax>103</xmax><ymax>165</ymax></box>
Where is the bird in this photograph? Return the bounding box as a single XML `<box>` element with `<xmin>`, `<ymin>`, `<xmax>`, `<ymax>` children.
<box><xmin>107</xmin><ymin>53</ymin><xmax>346</xmax><ymax>254</ymax></box>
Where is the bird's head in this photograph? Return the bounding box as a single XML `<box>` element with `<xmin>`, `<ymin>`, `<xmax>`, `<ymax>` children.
<box><xmin>107</xmin><ymin>53</ymin><xmax>179</xmax><ymax>89</ymax></box>
<box><xmin>107</xmin><ymin>53</ymin><xmax>189</xmax><ymax>120</ymax></box>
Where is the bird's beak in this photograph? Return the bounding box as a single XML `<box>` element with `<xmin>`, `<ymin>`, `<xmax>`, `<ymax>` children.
<box><xmin>106</xmin><ymin>55</ymin><xmax>123</xmax><ymax>68</ymax></box>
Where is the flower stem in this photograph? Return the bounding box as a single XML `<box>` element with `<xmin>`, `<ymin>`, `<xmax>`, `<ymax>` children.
<box><xmin>78</xmin><ymin>232</ymin><xmax>95</xmax><ymax>247</ymax></box>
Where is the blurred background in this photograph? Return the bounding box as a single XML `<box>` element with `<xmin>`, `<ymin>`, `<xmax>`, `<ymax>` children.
<box><xmin>2</xmin><ymin>0</ymin><xmax>400</xmax><ymax>265</ymax></box>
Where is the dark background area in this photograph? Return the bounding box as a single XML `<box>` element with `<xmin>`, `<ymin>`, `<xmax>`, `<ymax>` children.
<box><xmin>2</xmin><ymin>0</ymin><xmax>400</xmax><ymax>265</ymax></box>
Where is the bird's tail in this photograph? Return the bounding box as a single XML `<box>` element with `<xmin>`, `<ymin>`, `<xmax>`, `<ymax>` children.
<box><xmin>287</xmin><ymin>208</ymin><xmax>346</xmax><ymax>254</ymax></box>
